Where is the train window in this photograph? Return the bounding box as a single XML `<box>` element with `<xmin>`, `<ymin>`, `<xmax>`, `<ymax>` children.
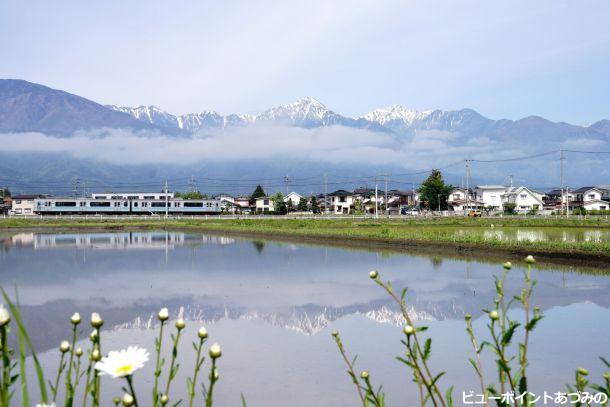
<box><xmin>184</xmin><ymin>202</ymin><xmax>203</xmax><ymax>207</ymax></box>
<box><xmin>144</xmin><ymin>196</ymin><xmax>155</xmax><ymax>199</ymax></box>
<box><xmin>90</xmin><ymin>202</ymin><xmax>111</xmax><ymax>207</ymax></box>
<box><xmin>56</xmin><ymin>201</ymin><xmax>77</xmax><ymax>207</ymax></box>
<box><xmin>134</xmin><ymin>202</ymin><xmax>139</xmax><ymax>207</ymax></box>
<box><xmin>151</xmin><ymin>202</ymin><xmax>167</xmax><ymax>207</ymax></box>
<box><xmin>124</xmin><ymin>202</ymin><xmax>128</xmax><ymax>207</ymax></box>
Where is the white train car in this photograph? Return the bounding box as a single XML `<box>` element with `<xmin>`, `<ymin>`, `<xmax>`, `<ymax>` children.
<box><xmin>33</xmin><ymin>196</ymin><xmax>222</xmax><ymax>215</ymax></box>
<box><xmin>35</xmin><ymin>197</ymin><xmax>131</xmax><ymax>214</ymax></box>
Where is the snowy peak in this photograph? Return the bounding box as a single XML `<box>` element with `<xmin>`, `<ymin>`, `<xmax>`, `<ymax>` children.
<box><xmin>256</xmin><ymin>96</ymin><xmax>339</xmax><ymax>127</ymax></box>
<box><xmin>362</xmin><ymin>105</ymin><xmax>433</xmax><ymax>126</ymax></box>
<box><xmin>108</xmin><ymin>98</ymin><xmax>494</xmax><ymax>134</ymax></box>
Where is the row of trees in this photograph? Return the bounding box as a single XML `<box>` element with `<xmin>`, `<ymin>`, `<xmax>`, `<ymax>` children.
<box><xmin>1</xmin><ymin>188</ymin><xmax>10</xmax><ymax>198</ymax></box>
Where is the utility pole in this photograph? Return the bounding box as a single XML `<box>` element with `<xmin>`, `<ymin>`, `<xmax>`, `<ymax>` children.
<box><xmin>164</xmin><ymin>180</ymin><xmax>169</xmax><ymax>218</ymax></box>
<box><xmin>324</xmin><ymin>173</ymin><xmax>328</xmax><ymax>215</ymax></box>
<box><xmin>189</xmin><ymin>175</ymin><xmax>197</xmax><ymax>193</ymax></box>
<box><xmin>375</xmin><ymin>177</ymin><xmax>379</xmax><ymax>219</ymax></box>
<box><xmin>384</xmin><ymin>175</ymin><xmax>388</xmax><ymax>217</ymax></box>
<box><xmin>465</xmin><ymin>160</ymin><xmax>471</xmax><ymax>214</ymax></box>
<box><xmin>560</xmin><ymin>150</ymin><xmax>565</xmax><ymax>216</ymax></box>
<box><xmin>71</xmin><ymin>176</ymin><xmax>80</xmax><ymax>198</ymax></box>
<box><xmin>284</xmin><ymin>176</ymin><xmax>290</xmax><ymax>196</ymax></box>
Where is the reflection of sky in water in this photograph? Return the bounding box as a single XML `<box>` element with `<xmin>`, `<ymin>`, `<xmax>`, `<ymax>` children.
<box><xmin>473</xmin><ymin>227</ymin><xmax>610</xmax><ymax>243</ymax></box>
<box><xmin>2</xmin><ymin>231</ymin><xmax>609</xmax><ymax>406</ymax></box>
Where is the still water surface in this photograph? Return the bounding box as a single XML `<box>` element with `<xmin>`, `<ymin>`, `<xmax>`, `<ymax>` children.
<box><xmin>1</xmin><ymin>231</ymin><xmax>609</xmax><ymax>406</ymax></box>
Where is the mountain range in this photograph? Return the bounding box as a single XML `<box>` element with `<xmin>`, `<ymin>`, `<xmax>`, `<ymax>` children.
<box><xmin>0</xmin><ymin>79</ymin><xmax>608</xmax><ymax>193</ymax></box>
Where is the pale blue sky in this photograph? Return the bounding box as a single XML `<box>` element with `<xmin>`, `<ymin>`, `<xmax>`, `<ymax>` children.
<box><xmin>1</xmin><ymin>0</ymin><xmax>609</xmax><ymax>124</ymax></box>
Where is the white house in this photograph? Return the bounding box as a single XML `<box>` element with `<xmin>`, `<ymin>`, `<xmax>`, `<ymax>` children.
<box><xmin>583</xmin><ymin>200</ymin><xmax>609</xmax><ymax>211</ymax></box>
<box><xmin>328</xmin><ymin>190</ymin><xmax>354</xmax><ymax>214</ymax></box>
<box><xmin>474</xmin><ymin>185</ymin><xmax>507</xmax><ymax>210</ymax></box>
<box><xmin>501</xmin><ymin>187</ymin><xmax>545</xmax><ymax>213</ymax></box>
<box><xmin>255</xmin><ymin>197</ymin><xmax>274</xmax><ymax>213</ymax></box>
<box><xmin>447</xmin><ymin>188</ymin><xmax>483</xmax><ymax>211</ymax></box>
<box><xmin>284</xmin><ymin>192</ymin><xmax>303</xmax><ymax>208</ymax></box>
<box><xmin>11</xmin><ymin>195</ymin><xmax>47</xmax><ymax>215</ymax></box>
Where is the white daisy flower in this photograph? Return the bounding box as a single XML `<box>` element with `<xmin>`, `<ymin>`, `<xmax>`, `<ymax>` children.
<box><xmin>95</xmin><ymin>346</ymin><xmax>149</xmax><ymax>378</ymax></box>
<box><xmin>36</xmin><ymin>403</ymin><xmax>56</xmax><ymax>407</ymax></box>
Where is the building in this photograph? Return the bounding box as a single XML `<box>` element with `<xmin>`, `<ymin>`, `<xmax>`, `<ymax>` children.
<box><xmin>474</xmin><ymin>185</ymin><xmax>507</xmax><ymax>210</ymax></box>
<box><xmin>501</xmin><ymin>187</ymin><xmax>545</xmax><ymax>213</ymax></box>
<box><xmin>328</xmin><ymin>190</ymin><xmax>354</xmax><ymax>214</ymax></box>
<box><xmin>573</xmin><ymin>187</ymin><xmax>610</xmax><ymax>211</ymax></box>
<box><xmin>255</xmin><ymin>197</ymin><xmax>275</xmax><ymax>213</ymax></box>
<box><xmin>11</xmin><ymin>194</ymin><xmax>48</xmax><ymax>215</ymax></box>
<box><xmin>284</xmin><ymin>192</ymin><xmax>303</xmax><ymax>208</ymax></box>
<box><xmin>447</xmin><ymin>187</ymin><xmax>484</xmax><ymax>211</ymax></box>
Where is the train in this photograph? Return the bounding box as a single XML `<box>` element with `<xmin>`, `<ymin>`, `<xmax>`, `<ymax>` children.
<box><xmin>32</xmin><ymin>192</ymin><xmax>223</xmax><ymax>215</ymax></box>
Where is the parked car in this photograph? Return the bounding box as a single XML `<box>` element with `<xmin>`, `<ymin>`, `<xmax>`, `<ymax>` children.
<box><xmin>468</xmin><ymin>210</ymin><xmax>482</xmax><ymax>217</ymax></box>
<box><xmin>401</xmin><ymin>208</ymin><xmax>420</xmax><ymax>216</ymax></box>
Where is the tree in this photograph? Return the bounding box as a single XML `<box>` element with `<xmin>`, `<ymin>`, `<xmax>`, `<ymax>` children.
<box><xmin>418</xmin><ymin>169</ymin><xmax>452</xmax><ymax>211</ymax></box>
<box><xmin>272</xmin><ymin>192</ymin><xmax>287</xmax><ymax>215</ymax></box>
<box><xmin>175</xmin><ymin>191</ymin><xmax>204</xmax><ymax>199</ymax></box>
<box><xmin>310</xmin><ymin>196</ymin><xmax>320</xmax><ymax>214</ymax></box>
<box><xmin>1</xmin><ymin>188</ymin><xmax>10</xmax><ymax>198</ymax></box>
<box><xmin>298</xmin><ymin>197</ymin><xmax>308</xmax><ymax>212</ymax></box>
<box><xmin>250</xmin><ymin>185</ymin><xmax>266</xmax><ymax>205</ymax></box>
<box><xmin>503</xmin><ymin>202</ymin><xmax>517</xmax><ymax>214</ymax></box>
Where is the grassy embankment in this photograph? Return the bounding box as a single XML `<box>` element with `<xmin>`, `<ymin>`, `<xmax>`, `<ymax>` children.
<box><xmin>2</xmin><ymin>216</ymin><xmax>610</xmax><ymax>265</ymax></box>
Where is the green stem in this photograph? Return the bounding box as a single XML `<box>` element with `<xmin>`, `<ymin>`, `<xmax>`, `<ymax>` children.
<box><xmin>152</xmin><ymin>321</ymin><xmax>166</xmax><ymax>406</ymax></box>
<box><xmin>65</xmin><ymin>324</ymin><xmax>78</xmax><ymax>407</ymax></box>
<box><xmin>205</xmin><ymin>358</ymin><xmax>218</xmax><ymax>407</ymax></box>
<box><xmin>376</xmin><ymin>280</ymin><xmax>444</xmax><ymax>407</ymax></box>
<box><xmin>489</xmin><ymin>320</ymin><xmax>519</xmax><ymax>407</ymax></box>
<box><xmin>332</xmin><ymin>334</ymin><xmax>365</xmax><ymax>406</ymax></box>
<box><xmin>188</xmin><ymin>338</ymin><xmax>205</xmax><ymax>407</ymax></box>
<box><xmin>53</xmin><ymin>352</ymin><xmax>66</xmax><ymax>402</ymax></box>
<box><xmin>1</xmin><ymin>326</ymin><xmax>10</xmax><ymax>406</ymax></box>
<box><xmin>164</xmin><ymin>328</ymin><xmax>182</xmax><ymax>399</ymax></box>
<box><xmin>81</xmin><ymin>356</ymin><xmax>92</xmax><ymax>407</ymax></box>
<box><xmin>126</xmin><ymin>375</ymin><xmax>140</xmax><ymax>407</ymax></box>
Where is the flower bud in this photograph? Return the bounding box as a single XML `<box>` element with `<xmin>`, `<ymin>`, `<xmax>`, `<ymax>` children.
<box><xmin>91</xmin><ymin>312</ymin><xmax>104</xmax><ymax>328</ymax></box>
<box><xmin>60</xmin><ymin>340</ymin><xmax>70</xmax><ymax>353</ymax></box>
<box><xmin>160</xmin><ymin>394</ymin><xmax>169</xmax><ymax>405</ymax></box>
<box><xmin>211</xmin><ymin>368</ymin><xmax>219</xmax><ymax>380</ymax></box>
<box><xmin>122</xmin><ymin>393</ymin><xmax>134</xmax><ymax>407</ymax></box>
<box><xmin>488</xmin><ymin>310</ymin><xmax>499</xmax><ymax>321</ymax></box>
<box><xmin>158</xmin><ymin>307</ymin><xmax>169</xmax><ymax>322</ymax></box>
<box><xmin>198</xmin><ymin>326</ymin><xmax>208</xmax><ymax>339</ymax></box>
<box><xmin>76</xmin><ymin>347</ymin><xmax>83</xmax><ymax>357</ymax></box>
<box><xmin>369</xmin><ymin>270</ymin><xmax>378</xmax><ymax>279</ymax></box>
<box><xmin>0</xmin><ymin>304</ymin><xmax>10</xmax><ymax>327</ymax></box>
<box><xmin>175</xmin><ymin>318</ymin><xmax>186</xmax><ymax>330</ymax></box>
<box><xmin>502</xmin><ymin>262</ymin><xmax>512</xmax><ymax>270</ymax></box>
<box><xmin>209</xmin><ymin>343</ymin><xmax>222</xmax><ymax>359</ymax></box>
<box><xmin>331</xmin><ymin>330</ymin><xmax>339</xmax><ymax>338</ymax></box>
<box><xmin>112</xmin><ymin>396</ymin><xmax>121</xmax><ymax>405</ymax></box>
<box><xmin>464</xmin><ymin>314</ymin><xmax>472</xmax><ymax>321</ymax></box>
<box><xmin>360</xmin><ymin>370</ymin><xmax>369</xmax><ymax>379</ymax></box>
<box><xmin>91</xmin><ymin>349</ymin><xmax>101</xmax><ymax>361</ymax></box>
<box><xmin>70</xmin><ymin>312</ymin><xmax>81</xmax><ymax>325</ymax></box>
<box><xmin>524</xmin><ymin>255</ymin><xmax>535</xmax><ymax>264</ymax></box>
<box><xmin>403</xmin><ymin>325</ymin><xmax>414</xmax><ymax>335</ymax></box>
<box><xmin>577</xmin><ymin>367</ymin><xmax>589</xmax><ymax>376</ymax></box>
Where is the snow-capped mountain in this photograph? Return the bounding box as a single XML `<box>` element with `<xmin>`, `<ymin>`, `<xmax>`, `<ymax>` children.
<box><xmin>362</xmin><ymin>105</ymin><xmax>433</xmax><ymax>129</ymax></box>
<box><xmin>109</xmin><ymin>105</ymin><xmax>180</xmax><ymax>130</ymax></box>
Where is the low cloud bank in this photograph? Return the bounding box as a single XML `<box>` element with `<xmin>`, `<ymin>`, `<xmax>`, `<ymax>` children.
<box><xmin>0</xmin><ymin>124</ymin><xmax>508</xmax><ymax>169</ymax></box>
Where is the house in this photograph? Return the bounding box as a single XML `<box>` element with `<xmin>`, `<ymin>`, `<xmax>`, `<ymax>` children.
<box><xmin>501</xmin><ymin>187</ymin><xmax>546</xmax><ymax>213</ymax></box>
<box><xmin>0</xmin><ymin>197</ymin><xmax>11</xmax><ymax>215</ymax></box>
<box><xmin>574</xmin><ymin>187</ymin><xmax>610</xmax><ymax>211</ymax></box>
<box><xmin>214</xmin><ymin>193</ymin><xmax>235</xmax><ymax>204</ymax></box>
<box><xmin>328</xmin><ymin>190</ymin><xmax>354</xmax><ymax>214</ymax></box>
<box><xmin>255</xmin><ymin>197</ymin><xmax>274</xmax><ymax>213</ymax></box>
<box><xmin>474</xmin><ymin>186</ymin><xmax>507</xmax><ymax>210</ymax></box>
<box><xmin>234</xmin><ymin>196</ymin><xmax>252</xmax><ymax>213</ymax></box>
<box><xmin>11</xmin><ymin>194</ymin><xmax>48</xmax><ymax>215</ymax></box>
<box><xmin>284</xmin><ymin>192</ymin><xmax>303</xmax><ymax>209</ymax></box>
<box><xmin>447</xmin><ymin>187</ymin><xmax>484</xmax><ymax>211</ymax></box>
